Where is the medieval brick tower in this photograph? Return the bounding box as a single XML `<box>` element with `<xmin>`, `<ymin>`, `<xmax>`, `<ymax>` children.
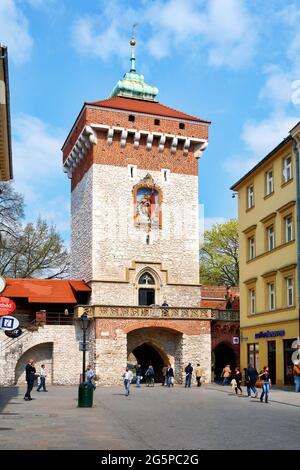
<box><xmin>62</xmin><ymin>39</ymin><xmax>210</xmax><ymax>309</ymax></box>
<box><xmin>62</xmin><ymin>38</ymin><xmax>211</xmax><ymax>384</ymax></box>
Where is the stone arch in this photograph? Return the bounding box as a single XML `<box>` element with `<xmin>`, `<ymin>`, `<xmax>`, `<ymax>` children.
<box><xmin>127</xmin><ymin>326</ymin><xmax>183</xmax><ymax>383</ymax></box>
<box><xmin>15</xmin><ymin>342</ymin><xmax>53</xmax><ymax>385</ymax></box>
<box><xmin>212</xmin><ymin>341</ymin><xmax>236</xmax><ymax>383</ymax></box>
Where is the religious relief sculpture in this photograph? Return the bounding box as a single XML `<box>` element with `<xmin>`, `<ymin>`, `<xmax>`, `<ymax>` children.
<box><xmin>133</xmin><ymin>174</ymin><xmax>162</xmax><ymax>229</ymax></box>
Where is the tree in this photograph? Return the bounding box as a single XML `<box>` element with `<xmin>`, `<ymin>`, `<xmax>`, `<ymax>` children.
<box><xmin>200</xmin><ymin>219</ymin><xmax>239</xmax><ymax>286</ymax></box>
<box><xmin>0</xmin><ymin>183</ymin><xmax>69</xmax><ymax>279</ymax></box>
<box><xmin>0</xmin><ymin>182</ymin><xmax>24</xmax><ymax>238</ymax></box>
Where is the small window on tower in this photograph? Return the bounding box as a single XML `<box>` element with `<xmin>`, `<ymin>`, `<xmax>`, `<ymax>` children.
<box><xmin>179</xmin><ymin>123</ymin><xmax>185</xmax><ymax>130</ymax></box>
<box><xmin>164</xmin><ymin>170</ymin><xmax>167</xmax><ymax>182</ymax></box>
<box><xmin>130</xmin><ymin>166</ymin><xmax>134</xmax><ymax>178</ymax></box>
<box><xmin>129</xmin><ymin>115</ymin><xmax>135</xmax><ymax>122</ymax></box>
<box><xmin>154</xmin><ymin>119</ymin><xmax>160</xmax><ymax>126</ymax></box>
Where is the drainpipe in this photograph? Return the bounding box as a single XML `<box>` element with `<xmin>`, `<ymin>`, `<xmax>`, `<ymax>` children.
<box><xmin>292</xmin><ymin>138</ymin><xmax>300</xmax><ymax>341</ymax></box>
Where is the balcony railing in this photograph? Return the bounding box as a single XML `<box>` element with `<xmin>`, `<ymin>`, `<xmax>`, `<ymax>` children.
<box><xmin>75</xmin><ymin>305</ymin><xmax>212</xmax><ymax>320</ymax></box>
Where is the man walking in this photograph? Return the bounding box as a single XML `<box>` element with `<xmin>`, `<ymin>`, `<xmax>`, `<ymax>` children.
<box><xmin>166</xmin><ymin>365</ymin><xmax>174</xmax><ymax>387</ymax></box>
<box><xmin>245</xmin><ymin>364</ymin><xmax>258</xmax><ymax>398</ymax></box>
<box><xmin>37</xmin><ymin>364</ymin><xmax>48</xmax><ymax>392</ymax></box>
<box><xmin>184</xmin><ymin>363</ymin><xmax>193</xmax><ymax>388</ymax></box>
<box><xmin>122</xmin><ymin>367</ymin><xmax>133</xmax><ymax>396</ymax></box>
<box><xmin>195</xmin><ymin>363</ymin><xmax>202</xmax><ymax>387</ymax></box>
<box><xmin>24</xmin><ymin>359</ymin><xmax>36</xmax><ymax>401</ymax></box>
<box><xmin>135</xmin><ymin>364</ymin><xmax>142</xmax><ymax>387</ymax></box>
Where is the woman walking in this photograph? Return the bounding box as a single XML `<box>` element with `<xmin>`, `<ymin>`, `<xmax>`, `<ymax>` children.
<box><xmin>233</xmin><ymin>367</ymin><xmax>243</xmax><ymax>395</ymax></box>
<box><xmin>259</xmin><ymin>366</ymin><xmax>271</xmax><ymax>403</ymax></box>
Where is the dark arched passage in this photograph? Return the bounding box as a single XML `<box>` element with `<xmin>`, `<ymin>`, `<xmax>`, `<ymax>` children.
<box><xmin>132</xmin><ymin>343</ymin><xmax>164</xmax><ymax>383</ymax></box>
<box><xmin>213</xmin><ymin>342</ymin><xmax>236</xmax><ymax>383</ymax></box>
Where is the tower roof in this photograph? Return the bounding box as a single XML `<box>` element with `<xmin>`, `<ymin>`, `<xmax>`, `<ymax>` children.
<box><xmin>108</xmin><ymin>36</ymin><xmax>159</xmax><ymax>102</ymax></box>
<box><xmin>86</xmin><ymin>96</ymin><xmax>210</xmax><ymax>124</ymax></box>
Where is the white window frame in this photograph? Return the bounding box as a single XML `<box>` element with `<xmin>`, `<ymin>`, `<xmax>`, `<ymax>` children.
<box><xmin>249</xmin><ymin>237</ymin><xmax>255</xmax><ymax>260</ymax></box>
<box><xmin>266</xmin><ymin>169</ymin><xmax>273</xmax><ymax>195</ymax></box>
<box><xmin>267</xmin><ymin>225</ymin><xmax>275</xmax><ymax>251</ymax></box>
<box><xmin>268</xmin><ymin>282</ymin><xmax>275</xmax><ymax>311</ymax></box>
<box><xmin>283</xmin><ymin>156</ymin><xmax>292</xmax><ymax>182</ymax></box>
<box><xmin>247</xmin><ymin>185</ymin><xmax>254</xmax><ymax>209</ymax></box>
<box><xmin>249</xmin><ymin>289</ymin><xmax>256</xmax><ymax>314</ymax></box>
<box><xmin>285</xmin><ymin>215</ymin><xmax>293</xmax><ymax>242</ymax></box>
<box><xmin>287</xmin><ymin>278</ymin><xmax>294</xmax><ymax>307</ymax></box>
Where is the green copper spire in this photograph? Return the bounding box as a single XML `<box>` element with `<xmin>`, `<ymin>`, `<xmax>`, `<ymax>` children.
<box><xmin>109</xmin><ymin>36</ymin><xmax>159</xmax><ymax>102</ymax></box>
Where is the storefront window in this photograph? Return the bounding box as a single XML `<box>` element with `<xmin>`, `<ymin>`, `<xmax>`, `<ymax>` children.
<box><xmin>284</xmin><ymin>338</ymin><xmax>296</xmax><ymax>385</ymax></box>
<box><xmin>247</xmin><ymin>343</ymin><xmax>260</xmax><ymax>371</ymax></box>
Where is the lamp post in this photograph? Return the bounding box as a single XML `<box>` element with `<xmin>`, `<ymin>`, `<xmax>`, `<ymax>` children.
<box><xmin>80</xmin><ymin>313</ymin><xmax>89</xmax><ymax>382</ymax></box>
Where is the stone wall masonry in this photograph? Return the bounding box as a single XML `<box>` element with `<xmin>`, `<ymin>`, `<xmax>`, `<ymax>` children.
<box><xmin>95</xmin><ymin>329</ymin><xmax>127</xmax><ymax>386</ymax></box>
<box><xmin>181</xmin><ymin>333</ymin><xmax>211</xmax><ymax>384</ymax></box>
<box><xmin>70</xmin><ymin>168</ymin><xmax>93</xmax><ymax>280</ymax></box>
<box><xmin>0</xmin><ymin>325</ymin><xmax>83</xmax><ymax>386</ymax></box>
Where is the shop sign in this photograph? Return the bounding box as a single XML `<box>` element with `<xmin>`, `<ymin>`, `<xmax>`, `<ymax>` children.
<box><xmin>255</xmin><ymin>330</ymin><xmax>285</xmax><ymax>339</ymax></box>
<box><xmin>0</xmin><ymin>297</ymin><xmax>16</xmax><ymax>316</ymax></box>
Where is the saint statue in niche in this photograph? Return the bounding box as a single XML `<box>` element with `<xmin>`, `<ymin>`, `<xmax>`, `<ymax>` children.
<box><xmin>136</xmin><ymin>187</ymin><xmax>159</xmax><ymax>226</ymax></box>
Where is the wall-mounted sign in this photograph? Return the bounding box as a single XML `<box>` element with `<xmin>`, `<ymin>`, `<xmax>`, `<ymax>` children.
<box><xmin>0</xmin><ymin>277</ymin><xmax>6</xmax><ymax>294</ymax></box>
<box><xmin>0</xmin><ymin>297</ymin><xmax>16</xmax><ymax>316</ymax></box>
<box><xmin>0</xmin><ymin>315</ymin><xmax>19</xmax><ymax>331</ymax></box>
<box><xmin>232</xmin><ymin>337</ymin><xmax>239</xmax><ymax>344</ymax></box>
<box><xmin>255</xmin><ymin>330</ymin><xmax>285</xmax><ymax>339</ymax></box>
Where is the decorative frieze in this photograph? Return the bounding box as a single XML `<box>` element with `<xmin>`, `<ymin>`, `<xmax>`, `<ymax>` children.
<box><xmin>76</xmin><ymin>305</ymin><xmax>212</xmax><ymax>320</ymax></box>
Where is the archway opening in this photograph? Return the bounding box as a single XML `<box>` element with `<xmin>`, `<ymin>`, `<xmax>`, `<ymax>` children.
<box><xmin>213</xmin><ymin>342</ymin><xmax>236</xmax><ymax>383</ymax></box>
<box><xmin>132</xmin><ymin>343</ymin><xmax>164</xmax><ymax>383</ymax></box>
<box><xmin>15</xmin><ymin>342</ymin><xmax>53</xmax><ymax>385</ymax></box>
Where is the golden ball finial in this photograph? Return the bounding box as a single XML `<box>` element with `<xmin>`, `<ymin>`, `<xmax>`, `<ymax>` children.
<box><xmin>130</xmin><ymin>38</ymin><xmax>136</xmax><ymax>47</ymax></box>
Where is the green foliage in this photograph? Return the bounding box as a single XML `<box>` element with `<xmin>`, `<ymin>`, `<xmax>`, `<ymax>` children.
<box><xmin>200</xmin><ymin>219</ymin><xmax>239</xmax><ymax>287</ymax></box>
<box><xmin>0</xmin><ymin>183</ymin><xmax>69</xmax><ymax>279</ymax></box>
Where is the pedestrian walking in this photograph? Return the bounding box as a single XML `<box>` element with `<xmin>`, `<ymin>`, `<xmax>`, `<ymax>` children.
<box><xmin>222</xmin><ymin>364</ymin><xmax>231</xmax><ymax>385</ymax></box>
<box><xmin>245</xmin><ymin>364</ymin><xmax>258</xmax><ymax>397</ymax></box>
<box><xmin>162</xmin><ymin>365</ymin><xmax>167</xmax><ymax>386</ymax></box>
<box><xmin>24</xmin><ymin>359</ymin><xmax>36</xmax><ymax>401</ymax></box>
<box><xmin>145</xmin><ymin>365</ymin><xmax>155</xmax><ymax>386</ymax></box>
<box><xmin>166</xmin><ymin>365</ymin><xmax>174</xmax><ymax>387</ymax></box>
<box><xmin>135</xmin><ymin>364</ymin><xmax>142</xmax><ymax>387</ymax></box>
<box><xmin>122</xmin><ymin>367</ymin><xmax>133</xmax><ymax>396</ymax></box>
<box><xmin>37</xmin><ymin>364</ymin><xmax>48</xmax><ymax>392</ymax></box>
<box><xmin>259</xmin><ymin>366</ymin><xmax>271</xmax><ymax>403</ymax></box>
<box><xmin>233</xmin><ymin>367</ymin><xmax>243</xmax><ymax>395</ymax></box>
<box><xmin>86</xmin><ymin>364</ymin><xmax>96</xmax><ymax>390</ymax></box>
<box><xmin>195</xmin><ymin>363</ymin><xmax>202</xmax><ymax>387</ymax></box>
<box><xmin>293</xmin><ymin>361</ymin><xmax>300</xmax><ymax>392</ymax></box>
<box><xmin>184</xmin><ymin>363</ymin><xmax>193</xmax><ymax>388</ymax></box>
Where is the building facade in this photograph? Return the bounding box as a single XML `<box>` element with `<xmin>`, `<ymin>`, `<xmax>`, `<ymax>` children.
<box><xmin>231</xmin><ymin>126</ymin><xmax>300</xmax><ymax>385</ymax></box>
<box><xmin>61</xmin><ymin>39</ymin><xmax>213</xmax><ymax>384</ymax></box>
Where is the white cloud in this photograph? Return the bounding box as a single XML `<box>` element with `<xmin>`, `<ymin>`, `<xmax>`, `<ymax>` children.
<box><xmin>259</xmin><ymin>66</ymin><xmax>293</xmax><ymax>107</ymax></box>
<box><xmin>71</xmin><ymin>0</ymin><xmax>258</xmax><ymax>68</ymax></box>
<box><xmin>11</xmin><ymin>113</ymin><xmax>69</xmax><ymax>239</ymax></box>
<box><xmin>0</xmin><ymin>0</ymin><xmax>33</xmax><ymax>64</ymax></box>
<box><xmin>242</xmin><ymin>112</ymin><xmax>299</xmax><ymax>158</ymax></box>
<box><xmin>223</xmin><ymin>156</ymin><xmax>259</xmax><ymax>179</ymax></box>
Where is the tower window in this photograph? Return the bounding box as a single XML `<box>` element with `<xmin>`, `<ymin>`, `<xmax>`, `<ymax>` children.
<box><xmin>139</xmin><ymin>272</ymin><xmax>155</xmax><ymax>285</ymax></box>
<box><xmin>130</xmin><ymin>166</ymin><xmax>134</xmax><ymax>178</ymax></box>
<box><xmin>164</xmin><ymin>170</ymin><xmax>167</xmax><ymax>182</ymax></box>
<box><xmin>179</xmin><ymin>123</ymin><xmax>185</xmax><ymax>130</ymax></box>
<box><xmin>129</xmin><ymin>115</ymin><xmax>135</xmax><ymax>122</ymax></box>
<box><xmin>154</xmin><ymin>119</ymin><xmax>160</xmax><ymax>126</ymax></box>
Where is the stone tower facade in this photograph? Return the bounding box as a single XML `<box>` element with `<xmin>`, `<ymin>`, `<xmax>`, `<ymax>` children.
<box><xmin>62</xmin><ymin>42</ymin><xmax>210</xmax><ymax>309</ymax></box>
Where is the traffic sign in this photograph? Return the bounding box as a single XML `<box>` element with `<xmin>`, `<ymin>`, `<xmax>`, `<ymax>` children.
<box><xmin>0</xmin><ymin>315</ymin><xmax>19</xmax><ymax>331</ymax></box>
<box><xmin>0</xmin><ymin>276</ymin><xmax>6</xmax><ymax>294</ymax></box>
<box><xmin>0</xmin><ymin>297</ymin><xmax>16</xmax><ymax>316</ymax></box>
<box><xmin>79</xmin><ymin>341</ymin><xmax>90</xmax><ymax>351</ymax></box>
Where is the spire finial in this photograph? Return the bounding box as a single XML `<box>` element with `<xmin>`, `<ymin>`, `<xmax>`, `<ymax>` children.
<box><xmin>130</xmin><ymin>23</ymin><xmax>138</xmax><ymax>72</ymax></box>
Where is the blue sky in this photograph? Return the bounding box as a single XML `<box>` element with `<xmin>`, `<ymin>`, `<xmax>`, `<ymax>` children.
<box><xmin>2</xmin><ymin>0</ymin><xmax>300</xmax><ymax>243</ymax></box>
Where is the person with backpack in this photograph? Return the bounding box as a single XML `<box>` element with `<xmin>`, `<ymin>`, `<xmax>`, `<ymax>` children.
<box><xmin>145</xmin><ymin>365</ymin><xmax>155</xmax><ymax>387</ymax></box>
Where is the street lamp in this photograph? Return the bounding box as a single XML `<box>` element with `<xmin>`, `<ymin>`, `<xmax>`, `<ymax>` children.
<box><xmin>80</xmin><ymin>313</ymin><xmax>89</xmax><ymax>382</ymax></box>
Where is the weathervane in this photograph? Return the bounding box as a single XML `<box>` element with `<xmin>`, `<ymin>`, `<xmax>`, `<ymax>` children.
<box><xmin>130</xmin><ymin>23</ymin><xmax>138</xmax><ymax>72</ymax></box>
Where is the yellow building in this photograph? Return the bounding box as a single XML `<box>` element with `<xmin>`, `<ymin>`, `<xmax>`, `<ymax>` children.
<box><xmin>231</xmin><ymin>124</ymin><xmax>300</xmax><ymax>385</ymax></box>
<box><xmin>0</xmin><ymin>44</ymin><xmax>13</xmax><ymax>181</ymax></box>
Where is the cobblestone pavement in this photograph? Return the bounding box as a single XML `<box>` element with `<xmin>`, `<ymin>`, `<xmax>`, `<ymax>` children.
<box><xmin>0</xmin><ymin>383</ymin><xmax>299</xmax><ymax>450</ymax></box>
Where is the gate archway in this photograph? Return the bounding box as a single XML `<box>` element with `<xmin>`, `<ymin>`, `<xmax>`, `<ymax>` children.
<box><xmin>132</xmin><ymin>343</ymin><xmax>165</xmax><ymax>382</ymax></box>
<box><xmin>15</xmin><ymin>342</ymin><xmax>53</xmax><ymax>385</ymax></box>
<box><xmin>213</xmin><ymin>342</ymin><xmax>236</xmax><ymax>383</ymax></box>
